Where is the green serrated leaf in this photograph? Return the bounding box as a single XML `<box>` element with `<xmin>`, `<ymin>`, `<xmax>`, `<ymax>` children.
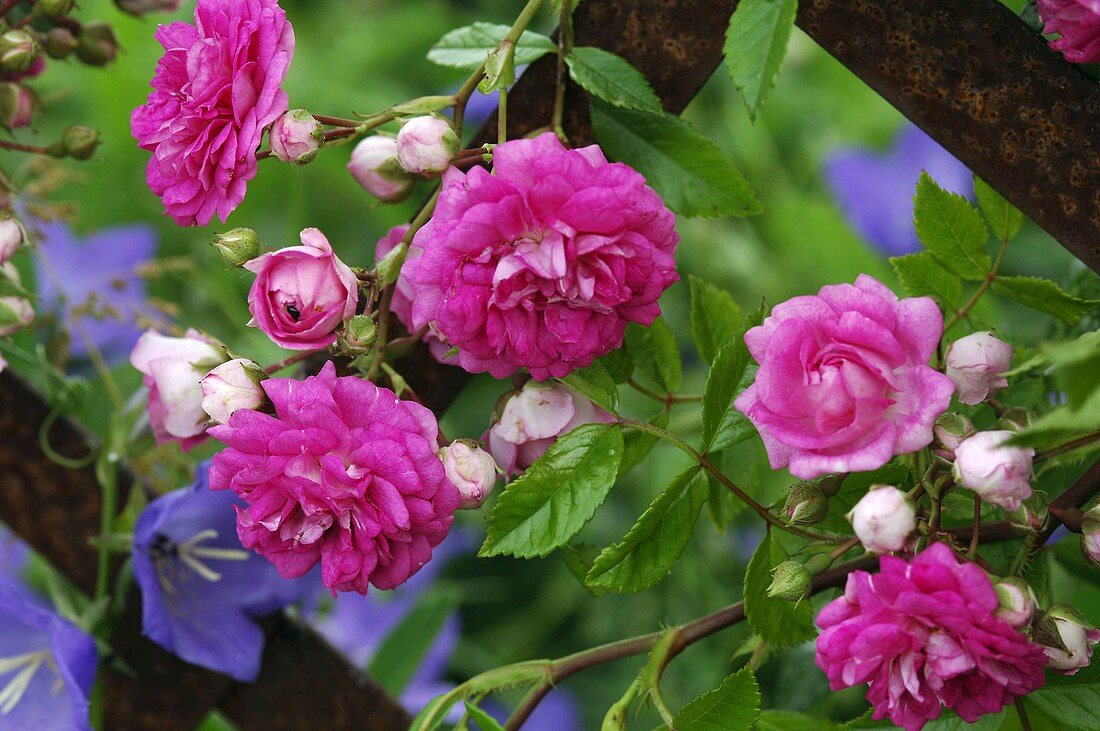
<box><xmin>561</xmin><ymin>542</ymin><xmax>611</xmax><ymax>596</ymax></box>
<box><xmin>702</xmin><ymin>307</ymin><xmax>764</xmax><ymax>453</ymax></box>
<box><xmin>744</xmin><ymin>533</ymin><xmax>816</xmax><ymax>648</ymax></box>
<box><xmin>689</xmin><ymin>275</ymin><xmax>741</xmax><ymax>365</ymax></box>
<box><xmin>1024</xmin><ymin>664</ymin><xmax>1100</xmax><ymax>730</ymax></box>
<box><xmin>757</xmin><ymin>710</ymin><xmax>841</xmax><ymax>731</ymax></box>
<box><xmin>561</xmin><ymin>361</ymin><xmax>619</xmax><ymax>413</ymax></box>
<box><xmin>367</xmin><ymin>587</ymin><xmax>458</xmax><ymax>695</ymax></box>
<box><xmin>991</xmin><ymin>275</ymin><xmax>1100</xmax><ymax>325</ymax></box>
<box><xmin>974</xmin><ymin>176</ymin><xmax>1023</xmax><ymax>242</ymax></box>
<box><xmin>673</xmin><ymin>667</ymin><xmax>760</xmax><ymax>731</ymax></box>
<box><xmin>585</xmin><ymin>467</ymin><xmax>706</xmax><ymax>593</ymax></box>
<box><xmin>589</xmin><ymin>101</ymin><xmax>762</xmax><ymax>218</ymax></box>
<box><xmin>565</xmin><ymin>46</ymin><xmax>663</xmax><ymax>113</ymax></box>
<box><xmin>890</xmin><ymin>251</ymin><xmax>964</xmax><ymax>312</ymax></box>
<box><xmin>480</xmin><ymin>423</ymin><xmax>624</xmax><ymax>558</ymax></box>
<box><xmin>913</xmin><ymin>172</ymin><xmax>991</xmax><ymax>280</ymax></box>
<box><xmin>624</xmin><ymin>317</ymin><xmax>681</xmax><ymax>393</ymax></box>
<box><xmin>723</xmin><ymin>0</ymin><xmax>798</xmax><ymax>122</ymax></box>
<box><xmin>601</xmin><ymin>349</ymin><xmax>634</xmax><ymax>384</ymax></box>
<box><xmin>427</xmin><ymin>23</ymin><xmax>555</xmax><ymax>71</ymax></box>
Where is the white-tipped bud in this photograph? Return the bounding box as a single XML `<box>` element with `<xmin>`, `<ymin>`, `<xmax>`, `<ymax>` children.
<box><xmin>1036</xmin><ymin>605</ymin><xmax>1100</xmax><ymax>675</ymax></box>
<box><xmin>846</xmin><ymin>485</ymin><xmax>916</xmax><ymax>554</ymax></box>
<box><xmin>993</xmin><ymin>577</ymin><xmax>1037</xmax><ymax>629</ymax></box>
<box><xmin>946</xmin><ymin>331</ymin><xmax>1013</xmax><ymax>405</ymax></box>
<box><xmin>0</xmin><ymin>296</ymin><xmax>32</xmax><ymax>336</ymax></box>
<box><xmin>0</xmin><ymin>217</ymin><xmax>23</xmax><ymax>264</ymax></box>
<box><xmin>348</xmin><ymin>135</ymin><xmax>414</xmax><ymax>202</ymax></box>
<box><xmin>953</xmin><ymin>430</ymin><xmax>1034</xmax><ymax>511</ymax></box>
<box><xmin>440</xmin><ymin>439</ymin><xmax>498</xmax><ymax>509</ymax></box>
<box><xmin>200</xmin><ymin>358</ymin><xmax>267</xmax><ymax>425</ymax></box>
<box><xmin>1081</xmin><ymin>505</ymin><xmax>1100</xmax><ymax>569</ymax></box>
<box><xmin>932</xmin><ymin>412</ymin><xmax>975</xmax><ymax>461</ymax></box>
<box><xmin>396</xmin><ymin>116</ymin><xmax>459</xmax><ymax>175</ymax></box>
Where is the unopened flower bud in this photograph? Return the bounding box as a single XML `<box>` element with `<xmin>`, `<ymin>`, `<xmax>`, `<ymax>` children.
<box><xmin>1035</xmin><ymin>604</ymin><xmax>1100</xmax><ymax>675</ymax></box>
<box><xmin>75</xmin><ymin>22</ymin><xmax>119</xmax><ymax>66</ymax></box>
<box><xmin>783</xmin><ymin>481</ymin><xmax>827</xmax><ymax>526</ymax></box>
<box><xmin>440</xmin><ymin>439</ymin><xmax>498</xmax><ymax>509</ymax></box>
<box><xmin>0</xmin><ymin>30</ymin><xmax>40</xmax><ymax>74</ymax></box>
<box><xmin>396</xmin><ymin>116</ymin><xmax>459</xmax><ymax>175</ymax></box>
<box><xmin>337</xmin><ymin>314</ymin><xmax>377</xmax><ymax>356</ymax></box>
<box><xmin>0</xmin><ymin>217</ymin><xmax>23</xmax><ymax>264</ymax></box>
<box><xmin>269</xmin><ymin>109</ymin><xmax>323</xmax><ymax>165</ymax></box>
<box><xmin>0</xmin><ymin>296</ymin><xmax>33</xmax><ymax>336</ymax></box>
<box><xmin>997</xmin><ymin>407</ymin><xmax>1032</xmax><ymax>433</ymax></box>
<box><xmin>114</xmin><ymin>0</ymin><xmax>183</xmax><ymax>15</ymax></box>
<box><xmin>933</xmin><ymin>412</ymin><xmax>975</xmax><ymax>461</ymax></box>
<box><xmin>847</xmin><ymin>485</ymin><xmax>916</xmax><ymax>554</ymax></box>
<box><xmin>1081</xmin><ymin>505</ymin><xmax>1100</xmax><ymax>569</ymax></box>
<box><xmin>1006</xmin><ymin>492</ymin><xmax>1047</xmax><ymax>534</ymax></box>
<box><xmin>212</xmin><ymin>228</ymin><xmax>261</xmax><ymax>267</ymax></box>
<box><xmin>0</xmin><ymin>82</ymin><xmax>35</xmax><ymax>130</ymax></box>
<box><xmin>993</xmin><ymin>577</ymin><xmax>1037</xmax><ymax>629</ymax></box>
<box><xmin>40</xmin><ymin>0</ymin><xmax>76</xmax><ymax>17</ymax></box>
<box><xmin>43</xmin><ymin>28</ymin><xmax>78</xmax><ymax>59</ymax></box>
<box><xmin>200</xmin><ymin>358</ymin><xmax>266</xmax><ymax>425</ymax></box>
<box><xmin>60</xmin><ymin>125</ymin><xmax>100</xmax><ymax>160</ymax></box>
<box><xmin>946</xmin><ymin>331</ymin><xmax>1012</xmax><ymax>405</ymax></box>
<box><xmin>348</xmin><ymin>135</ymin><xmax>413</xmax><ymax>202</ymax></box>
<box><xmin>767</xmin><ymin>560</ymin><xmax>812</xmax><ymax>602</ymax></box>
<box><xmin>953</xmin><ymin>430</ymin><xmax>1034</xmax><ymax>511</ymax></box>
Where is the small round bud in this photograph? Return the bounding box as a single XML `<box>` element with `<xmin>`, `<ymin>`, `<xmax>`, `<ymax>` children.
<box><xmin>60</xmin><ymin>125</ymin><xmax>100</xmax><ymax>160</ymax></box>
<box><xmin>1081</xmin><ymin>505</ymin><xmax>1100</xmax><ymax>569</ymax></box>
<box><xmin>953</xmin><ymin>430</ymin><xmax>1034</xmax><ymax>511</ymax></box>
<box><xmin>199</xmin><ymin>358</ymin><xmax>267</xmax><ymax>425</ymax></box>
<box><xmin>396</xmin><ymin>116</ymin><xmax>459</xmax><ymax>175</ymax></box>
<box><xmin>993</xmin><ymin>577</ymin><xmax>1037</xmax><ymax>629</ymax></box>
<box><xmin>40</xmin><ymin>0</ymin><xmax>76</xmax><ymax>17</ymax></box>
<box><xmin>932</xmin><ymin>412</ymin><xmax>975</xmax><ymax>461</ymax></box>
<box><xmin>783</xmin><ymin>481</ymin><xmax>828</xmax><ymax>526</ymax></box>
<box><xmin>43</xmin><ymin>28</ymin><xmax>78</xmax><ymax>60</ymax></box>
<box><xmin>1006</xmin><ymin>492</ymin><xmax>1047</xmax><ymax>534</ymax></box>
<box><xmin>75</xmin><ymin>22</ymin><xmax>119</xmax><ymax>67</ymax></box>
<box><xmin>114</xmin><ymin>0</ymin><xmax>184</xmax><ymax>15</ymax></box>
<box><xmin>767</xmin><ymin>560</ymin><xmax>812</xmax><ymax>602</ymax></box>
<box><xmin>0</xmin><ymin>296</ymin><xmax>33</xmax><ymax>336</ymax></box>
<box><xmin>0</xmin><ymin>82</ymin><xmax>35</xmax><ymax>130</ymax></box>
<box><xmin>269</xmin><ymin>109</ymin><xmax>323</xmax><ymax>165</ymax></box>
<box><xmin>336</xmin><ymin>314</ymin><xmax>377</xmax><ymax>356</ymax></box>
<box><xmin>846</xmin><ymin>485</ymin><xmax>916</xmax><ymax>554</ymax></box>
<box><xmin>347</xmin><ymin>135</ymin><xmax>413</xmax><ymax>202</ymax></box>
<box><xmin>0</xmin><ymin>30</ymin><xmax>40</xmax><ymax>74</ymax></box>
<box><xmin>946</xmin><ymin>331</ymin><xmax>1012</xmax><ymax>405</ymax></box>
<box><xmin>0</xmin><ymin>217</ymin><xmax>24</xmax><ymax>265</ymax></box>
<box><xmin>1035</xmin><ymin>604</ymin><xmax>1100</xmax><ymax>675</ymax></box>
<box><xmin>440</xmin><ymin>439</ymin><xmax>498</xmax><ymax>509</ymax></box>
<box><xmin>212</xmin><ymin>228</ymin><xmax>261</xmax><ymax>267</ymax></box>
<box><xmin>997</xmin><ymin>407</ymin><xmax>1032</xmax><ymax>433</ymax></box>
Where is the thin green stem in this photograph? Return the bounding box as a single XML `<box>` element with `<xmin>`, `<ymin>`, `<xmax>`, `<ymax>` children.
<box><xmin>498</xmin><ymin>88</ymin><xmax>509</xmax><ymax>145</ymax></box>
<box><xmin>37</xmin><ymin>409</ymin><xmax>96</xmax><ymax>470</ymax></box>
<box><xmin>627</xmin><ymin>377</ymin><xmax>702</xmax><ymax>404</ymax></box>
<box><xmin>551</xmin><ymin>0</ymin><xmax>574</xmax><ymax>140</ymax></box>
<box><xmin>452</xmin><ymin>63</ymin><xmax>486</xmax><ymax>139</ymax></box>
<box><xmin>944</xmin><ymin>235</ymin><xmax>1009</xmax><ymax>332</ymax></box>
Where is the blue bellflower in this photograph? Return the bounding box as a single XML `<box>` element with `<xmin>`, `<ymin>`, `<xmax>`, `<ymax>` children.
<box><xmin>132</xmin><ymin>462</ymin><xmax>315</xmax><ymax>681</ymax></box>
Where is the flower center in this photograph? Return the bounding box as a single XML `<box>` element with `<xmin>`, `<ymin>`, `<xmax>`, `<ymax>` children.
<box><xmin>0</xmin><ymin>648</ymin><xmax>54</xmax><ymax>715</ymax></box>
<box><xmin>152</xmin><ymin>529</ymin><xmax>250</xmax><ymax>593</ymax></box>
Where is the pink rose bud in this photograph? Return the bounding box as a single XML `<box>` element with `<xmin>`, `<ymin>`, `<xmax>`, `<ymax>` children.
<box><xmin>0</xmin><ymin>216</ymin><xmax>23</xmax><ymax>264</ymax></box>
<box><xmin>1036</xmin><ymin>604</ymin><xmax>1100</xmax><ymax>674</ymax></box>
<box><xmin>130</xmin><ymin>329</ymin><xmax>227</xmax><ymax>450</ymax></box>
<box><xmin>846</xmin><ymin>485</ymin><xmax>916</xmax><ymax>553</ymax></box>
<box><xmin>0</xmin><ymin>82</ymin><xmax>36</xmax><ymax>129</ymax></box>
<box><xmin>1081</xmin><ymin>505</ymin><xmax>1100</xmax><ymax>569</ymax></box>
<box><xmin>200</xmin><ymin>358</ymin><xmax>267</xmax><ymax>425</ymax></box>
<box><xmin>783</xmin><ymin>481</ymin><xmax>828</xmax><ymax>526</ymax></box>
<box><xmin>993</xmin><ymin>577</ymin><xmax>1037</xmax><ymax>629</ymax></box>
<box><xmin>0</xmin><ymin>352</ymin><xmax>6</xmax><ymax>374</ymax></box>
<box><xmin>348</xmin><ymin>135</ymin><xmax>414</xmax><ymax>202</ymax></box>
<box><xmin>953</xmin><ymin>430</ymin><xmax>1034</xmax><ymax>511</ymax></box>
<box><xmin>932</xmin><ymin>412</ymin><xmax>975</xmax><ymax>461</ymax></box>
<box><xmin>114</xmin><ymin>0</ymin><xmax>183</xmax><ymax>15</ymax></box>
<box><xmin>244</xmin><ymin>228</ymin><xmax>359</xmax><ymax>350</ymax></box>
<box><xmin>0</xmin><ymin>295</ymin><xmax>32</xmax><ymax>336</ymax></box>
<box><xmin>945</xmin><ymin>331</ymin><xmax>1012</xmax><ymax>405</ymax></box>
<box><xmin>269</xmin><ymin>109</ymin><xmax>323</xmax><ymax>165</ymax></box>
<box><xmin>440</xmin><ymin>439</ymin><xmax>498</xmax><ymax>509</ymax></box>
<box><xmin>396</xmin><ymin>116</ymin><xmax>459</xmax><ymax>175</ymax></box>
<box><xmin>487</xmin><ymin>381</ymin><xmax>615</xmax><ymax>476</ymax></box>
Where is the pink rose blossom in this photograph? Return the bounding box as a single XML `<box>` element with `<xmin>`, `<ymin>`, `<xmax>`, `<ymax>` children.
<box><xmin>404</xmin><ymin>131</ymin><xmax>679</xmax><ymax>380</ymax></box>
<box><xmin>952</xmin><ymin>430</ymin><xmax>1034</xmax><ymax>511</ymax></box>
<box><xmin>945</xmin><ymin>331</ymin><xmax>1012</xmax><ymax>405</ymax></box>
<box><xmin>245</xmin><ymin>228</ymin><xmax>359</xmax><ymax>350</ymax></box>
<box><xmin>131</xmin><ymin>329</ymin><xmax>227</xmax><ymax>450</ymax></box>
<box><xmin>487</xmin><ymin>381</ymin><xmax>615</xmax><ymax>475</ymax></box>
<box><xmin>734</xmin><ymin>274</ymin><xmax>955</xmax><ymax>480</ymax></box>
<box><xmin>1038</xmin><ymin>0</ymin><xmax>1100</xmax><ymax>63</ymax></box>
<box><xmin>130</xmin><ymin>0</ymin><xmax>295</xmax><ymax>226</ymax></box>
<box><xmin>209</xmin><ymin>361</ymin><xmax>460</xmax><ymax>594</ymax></box>
<box><xmin>815</xmin><ymin>543</ymin><xmax>1047</xmax><ymax>731</ymax></box>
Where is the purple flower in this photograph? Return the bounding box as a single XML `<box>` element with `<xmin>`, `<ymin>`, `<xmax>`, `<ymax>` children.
<box><xmin>824</xmin><ymin>125</ymin><xmax>972</xmax><ymax>256</ymax></box>
<box><xmin>0</xmin><ymin>587</ymin><xmax>97</xmax><ymax>730</ymax></box>
<box><xmin>32</xmin><ymin>220</ymin><xmax>159</xmax><ymax>366</ymax></box>
<box><xmin>132</xmin><ymin>461</ymin><xmax>315</xmax><ymax>681</ymax></box>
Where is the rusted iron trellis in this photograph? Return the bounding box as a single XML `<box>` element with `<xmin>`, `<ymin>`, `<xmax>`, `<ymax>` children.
<box><xmin>0</xmin><ymin>0</ymin><xmax>1097</xmax><ymax>728</ymax></box>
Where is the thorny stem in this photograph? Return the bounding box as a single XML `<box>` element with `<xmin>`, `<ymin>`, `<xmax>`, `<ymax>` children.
<box><xmin>452</xmin><ymin>63</ymin><xmax>486</xmax><ymax>138</ymax></box>
<box><xmin>0</xmin><ymin>139</ymin><xmax>55</xmax><ymax>156</ymax></box>
<box><xmin>551</xmin><ymin>0</ymin><xmax>574</xmax><ymax>141</ymax></box>
<box><xmin>1037</xmin><ymin>430</ymin><xmax>1100</xmax><ymax>461</ymax></box>
<box><xmin>943</xmin><ymin>235</ymin><xmax>1009</xmax><ymax>333</ymax></box>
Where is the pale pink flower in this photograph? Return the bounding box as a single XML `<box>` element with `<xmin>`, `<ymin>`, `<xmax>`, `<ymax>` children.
<box><xmin>200</xmin><ymin>358</ymin><xmax>266</xmax><ymax>424</ymax></box>
<box><xmin>952</xmin><ymin>430</ymin><xmax>1034</xmax><ymax>511</ymax></box>
<box><xmin>348</xmin><ymin>136</ymin><xmax>412</xmax><ymax>202</ymax></box>
<box><xmin>396</xmin><ymin>116</ymin><xmax>458</xmax><ymax>175</ymax></box>
<box><xmin>945</xmin><ymin>331</ymin><xmax>1012</xmax><ymax>405</ymax></box>
<box><xmin>440</xmin><ymin>440</ymin><xmax>497</xmax><ymax>509</ymax></box>
<box><xmin>846</xmin><ymin>485</ymin><xmax>915</xmax><ymax>553</ymax></box>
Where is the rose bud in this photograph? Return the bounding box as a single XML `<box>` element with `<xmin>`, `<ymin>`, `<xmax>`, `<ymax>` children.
<box><xmin>932</xmin><ymin>412</ymin><xmax>975</xmax><ymax>461</ymax></box>
<box><xmin>60</xmin><ymin>125</ymin><xmax>101</xmax><ymax>161</ymax></box>
<box><xmin>783</xmin><ymin>481</ymin><xmax>828</xmax><ymax>526</ymax></box>
<box><xmin>336</xmin><ymin>314</ymin><xmax>377</xmax><ymax>356</ymax></box>
<box><xmin>846</xmin><ymin>485</ymin><xmax>916</xmax><ymax>554</ymax></box>
<box><xmin>0</xmin><ymin>352</ymin><xmax>6</xmax><ymax>374</ymax></box>
<box><xmin>0</xmin><ymin>82</ymin><xmax>36</xmax><ymax>129</ymax></box>
<box><xmin>0</xmin><ymin>30</ymin><xmax>40</xmax><ymax>74</ymax></box>
<box><xmin>200</xmin><ymin>358</ymin><xmax>267</xmax><ymax>425</ymax></box>
<box><xmin>75</xmin><ymin>22</ymin><xmax>119</xmax><ymax>67</ymax></box>
<box><xmin>487</xmin><ymin>381</ymin><xmax>616</xmax><ymax>476</ymax></box>
<box><xmin>767</xmin><ymin>560</ymin><xmax>812</xmax><ymax>602</ymax></box>
<box><xmin>953</xmin><ymin>430</ymin><xmax>1034</xmax><ymax>511</ymax></box>
<box><xmin>269</xmin><ymin>109</ymin><xmax>323</xmax><ymax>165</ymax></box>
<box><xmin>41</xmin><ymin>0</ymin><xmax>76</xmax><ymax>17</ymax></box>
<box><xmin>946</xmin><ymin>332</ymin><xmax>1013</xmax><ymax>405</ymax></box>
<box><xmin>130</xmin><ymin>329</ymin><xmax>227</xmax><ymax>450</ymax></box>
<box><xmin>0</xmin><ymin>217</ymin><xmax>23</xmax><ymax>264</ymax></box>
<box><xmin>993</xmin><ymin>577</ymin><xmax>1037</xmax><ymax>629</ymax></box>
<box><xmin>1035</xmin><ymin>604</ymin><xmax>1100</xmax><ymax>675</ymax></box>
<box><xmin>997</xmin><ymin>407</ymin><xmax>1032</xmax><ymax>434</ymax></box>
<box><xmin>396</xmin><ymin>116</ymin><xmax>459</xmax><ymax>176</ymax></box>
<box><xmin>348</xmin><ymin>135</ymin><xmax>414</xmax><ymax>202</ymax></box>
<box><xmin>0</xmin><ymin>296</ymin><xmax>33</xmax><ymax>336</ymax></box>
<box><xmin>43</xmin><ymin>28</ymin><xmax>78</xmax><ymax>59</ymax></box>
<box><xmin>212</xmin><ymin>228</ymin><xmax>261</xmax><ymax>268</ymax></box>
<box><xmin>114</xmin><ymin>0</ymin><xmax>183</xmax><ymax>15</ymax></box>
<box><xmin>244</xmin><ymin>228</ymin><xmax>359</xmax><ymax>350</ymax></box>
<box><xmin>1006</xmin><ymin>492</ymin><xmax>1048</xmax><ymax>535</ymax></box>
<box><xmin>440</xmin><ymin>439</ymin><xmax>498</xmax><ymax>509</ymax></box>
<box><xmin>1081</xmin><ymin>505</ymin><xmax>1100</xmax><ymax>568</ymax></box>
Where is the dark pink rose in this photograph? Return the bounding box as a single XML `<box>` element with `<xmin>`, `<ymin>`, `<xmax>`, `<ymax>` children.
<box><xmin>1038</xmin><ymin>0</ymin><xmax>1100</xmax><ymax>63</ymax></box>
